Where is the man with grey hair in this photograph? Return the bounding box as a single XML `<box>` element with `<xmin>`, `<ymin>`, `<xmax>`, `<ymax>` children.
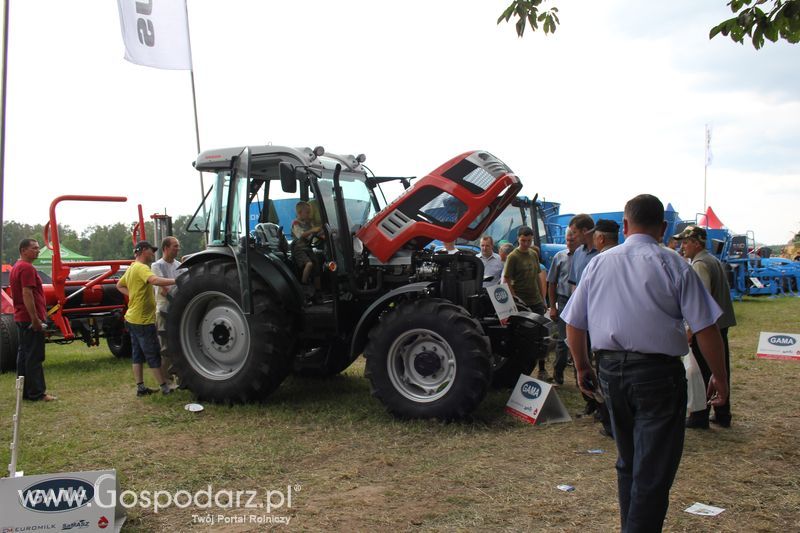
<box><xmin>498</xmin><ymin>242</ymin><xmax>514</xmax><ymax>262</ymax></box>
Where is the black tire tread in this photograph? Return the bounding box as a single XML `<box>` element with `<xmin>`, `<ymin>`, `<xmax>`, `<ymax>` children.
<box><xmin>0</xmin><ymin>314</ymin><xmax>19</xmax><ymax>373</ymax></box>
<box><xmin>163</xmin><ymin>258</ymin><xmax>294</xmax><ymax>404</ymax></box>
<box><xmin>364</xmin><ymin>298</ymin><xmax>490</xmax><ymax>420</ymax></box>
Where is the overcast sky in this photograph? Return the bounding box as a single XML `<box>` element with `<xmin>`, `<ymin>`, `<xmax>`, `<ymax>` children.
<box><xmin>2</xmin><ymin>0</ymin><xmax>798</xmax><ymax>244</ymax></box>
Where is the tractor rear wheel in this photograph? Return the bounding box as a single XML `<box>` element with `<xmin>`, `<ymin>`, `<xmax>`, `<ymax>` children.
<box><xmin>164</xmin><ymin>259</ymin><xmax>294</xmax><ymax>403</ymax></box>
<box><xmin>364</xmin><ymin>298</ymin><xmax>491</xmax><ymax>420</ymax></box>
<box><xmin>0</xmin><ymin>314</ymin><xmax>19</xmax><ymax>373</ymax></box>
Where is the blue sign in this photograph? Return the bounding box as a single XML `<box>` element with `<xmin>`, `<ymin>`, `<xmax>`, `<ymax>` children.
<box><xmin>520</xmin><ymin>380</ymin><xmax>541</xmax><ymax>400</ymax></box>
<box><xmin>493</xmin><ymin>286</ymin><xmax>510</xmax><ymax>304</ymax></box>
<box><xmin>18</xmin><ymin>478</ymin><xmax>94</xmax><ymax>513</ymax></box>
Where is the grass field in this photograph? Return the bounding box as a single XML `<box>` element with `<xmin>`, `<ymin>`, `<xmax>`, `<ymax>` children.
<box><xmin>1</xmin><ymin>297</ymin><xmax>799</xmax><ymax>532</ymax></box>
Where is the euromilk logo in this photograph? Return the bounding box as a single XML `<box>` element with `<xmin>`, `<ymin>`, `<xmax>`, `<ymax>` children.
<box><xmin>768</xmin><ymin>335</ymin><xmax>796</xmax><ymax>347</ymax></box>
<box><xmin>521</xmin><ymin>380</ymin><xmax>541</xmax><ymax>400</ymax></box>
<box><xmin>18</xmin><ymin>478</ymin><xmax>94</xmax><ymax>513</ymax></box>
<box><xmin>493</xmin><ymin>286</ymin><xmax>509</xmax><ymax>304</ymax></box>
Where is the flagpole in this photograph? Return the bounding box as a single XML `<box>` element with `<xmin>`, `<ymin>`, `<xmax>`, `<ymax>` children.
<box><xmin>0</xmin><ymin>0</ymin><xmax>9</xmax><ymax>371</ymax></box>
<box><xmin>703</xmin><ymin>124</ymin><xmax>710</xmax><ymax>214</ymax></box>
<box><xmin>184</xmin><ymin>0</ymin><xmax>205</xmax><ymax>211</ymax></box>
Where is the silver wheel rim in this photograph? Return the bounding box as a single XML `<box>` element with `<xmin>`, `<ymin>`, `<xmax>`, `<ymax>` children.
<box><xmin>387</xmin><ymin>328</ymin><xmax>457</xmax><ymax>403</ymax></box>
<box><xmin>179</xmin><ymin>291</ymin><xmax>250</xmax><ymax>381</ymax></box>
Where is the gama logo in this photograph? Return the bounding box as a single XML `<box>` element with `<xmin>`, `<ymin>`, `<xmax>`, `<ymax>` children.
<box><xmin>18</xmin><ymin>477</ymin><xmax>94</xmax><ymax>513</ymax></box>
<box><xmin>768</xmin><ymin>335</ymin><xmax>797</xmax><ymax>347</ymax></box>
<box><xmin>493</xmin><ymin>286</ymin><xmax>510</xmax><ymax>304</ymax></box>
<box><xmin>520</xmin><ymin>380</ymin><xmax>541</xmax><ymax>400</ymax></box>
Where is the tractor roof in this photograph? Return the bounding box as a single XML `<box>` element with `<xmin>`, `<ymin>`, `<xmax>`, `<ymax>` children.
<box><xmin>194</xmin><ymin>145</ymin><xmax>367</xmax><ymax>175</ymax></box>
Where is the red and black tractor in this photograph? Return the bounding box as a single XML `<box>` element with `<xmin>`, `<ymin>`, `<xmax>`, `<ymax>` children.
<box><xmin>164</xmin><ymin>146</ymin><xmax>552</xmax><ymax>419</ymax></box>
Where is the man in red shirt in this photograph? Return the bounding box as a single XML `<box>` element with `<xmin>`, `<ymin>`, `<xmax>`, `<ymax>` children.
<box><xmin>9</xmin><ymin>239</ymin><xmax>56</xmax><ymax>401</ymax></box>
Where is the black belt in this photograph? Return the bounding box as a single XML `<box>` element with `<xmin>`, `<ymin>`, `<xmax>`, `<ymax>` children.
<box><xmin>596</xmin><ymin>350</ymin><xmax>677</xmax><ymax>362</ymax></box>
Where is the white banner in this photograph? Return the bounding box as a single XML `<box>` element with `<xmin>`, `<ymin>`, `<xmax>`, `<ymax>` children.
<box><xmin>117</xmin><ymin>0</ymin><xmax>192</xmax><ymax>70</ymax></box>
<box><xmin>756</xmin><ymin>331</ymin><xmax>800</xmax><ymax>361</ymax></box>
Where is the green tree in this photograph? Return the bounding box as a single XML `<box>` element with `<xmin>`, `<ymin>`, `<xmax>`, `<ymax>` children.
<box><xmin>172</xmin><ymin>214</ymin><xmax>206</xmax><ymax>257</ymax></box>
<box><xmin>498</xmin><ymin>0</ymin><xmax>800</xmax><ymax>49</ymax></box>
<box><xmin>2</xmin><ymin>222</ymin><xmax>82</xmax><ymax>264</ymax></box>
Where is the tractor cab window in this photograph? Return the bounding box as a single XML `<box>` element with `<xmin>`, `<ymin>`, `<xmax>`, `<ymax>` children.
<box><xmin>250</xmin><ymin>180</ymin><xmax>306</xmax><ymax>241</ymax></box>
<box><xmin>190</xmin><ymin>170</ymin><xmax>250</xmax><ymax>246</ymax></box>
<box><xmin>535</xmin><ymin>206</ymin><xmax>547</xmax><ymax>244</ymax></box>
<box><xmin>316</xmin><ymin>169</ymin><xmax>376</xmax><ymax>233</ymax></box>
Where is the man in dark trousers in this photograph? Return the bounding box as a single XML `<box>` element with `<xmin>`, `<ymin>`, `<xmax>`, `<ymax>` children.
<box><xmin>563</xmin><ymin>195</ymin><xmax>728</xmax><ymax>532</ymax></box>
<box><xmin>9</xmin><ymin>239</ymin><xmax>56</xmax><ymax>401</ymax></box>
<box><xmin>588</xmin><ymin>218</ymin><xmax>620</xmax><ymax>438</ymax></box>
<box><xmin>674</xmin><ymin>225</ymin><xmax>737</xmax><ymax>428</ymax></box>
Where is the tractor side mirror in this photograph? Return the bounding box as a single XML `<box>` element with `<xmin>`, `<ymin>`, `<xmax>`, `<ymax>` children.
<box><xmin>279</xmin><ymin>162</ymin><xmax>298</xmax><ymax>194</ymax></box>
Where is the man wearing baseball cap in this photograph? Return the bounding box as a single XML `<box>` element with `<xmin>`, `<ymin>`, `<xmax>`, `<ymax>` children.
<box><xmin>590</xmin><ymin>219</ymin><xmax>620</xmax><ymax>253</ymax></box>
<box><xmin>116</xmin><ymin>241</ymin><xmax>177</xmax><ymax>396</ymax></box>
<box><xmin>673</xmin><ymin>225</ymin><xmax>737</xmax><ymax>428</ymax></box>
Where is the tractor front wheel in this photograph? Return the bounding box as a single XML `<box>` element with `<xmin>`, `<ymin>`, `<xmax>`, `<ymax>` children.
<box><xmin>364</xmin><ymin>298</ymin><xmax>491</xmax><ymax>420</ymax></box>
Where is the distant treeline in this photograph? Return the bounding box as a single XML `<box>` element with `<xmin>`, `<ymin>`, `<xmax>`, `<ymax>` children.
<box><xmin>2</xmin><ymin>215</ymin><xmax>204</xmax><ymax>264</ymax></box>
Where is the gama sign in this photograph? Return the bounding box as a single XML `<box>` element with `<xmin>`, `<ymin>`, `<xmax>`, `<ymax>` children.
<box><xmin>756</xmin><ymin>331</ymin><xmax>800</xmax><ymax>361</ymax></box>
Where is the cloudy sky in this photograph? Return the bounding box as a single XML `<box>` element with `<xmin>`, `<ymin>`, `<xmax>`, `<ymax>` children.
<box><xmin>2</xmin><ymin>0</ymin><xmax>798</xmax><ymax>244</ymax></box>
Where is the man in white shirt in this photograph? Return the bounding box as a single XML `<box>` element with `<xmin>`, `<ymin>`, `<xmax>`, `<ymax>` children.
<box><xmin>151</xmin><ymin>237</ymin><xmax>182</xmax><ymax>377</ymax></box>
<box><xmin>478</xmin><ymin>235</ymin><xmax>503</xmax><ymax>288</ymax></box>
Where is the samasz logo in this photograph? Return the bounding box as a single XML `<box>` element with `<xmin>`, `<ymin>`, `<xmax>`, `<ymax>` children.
<box><xmin>493</xmin><ymin>286</ymin><xmax>509</xmax><ymax>304</ymax></box>
<box><xmin>62</xmin><ymin>520</ymin><xmax>90</xmax><ymax>530</ymax></box>
<box><xmin>768</xmin><ymin>335</ymin><xmax>796</xmax><ymax>347</ymax></box>
<box><xmin>18</xmin><ymin>478</ymin><xmax>94</xmax><ymax>513</ymax></box>
<box><xmin>521</xmin><ymin>380</ymin><xmax>541</xmax><ymax>399</ymax></box>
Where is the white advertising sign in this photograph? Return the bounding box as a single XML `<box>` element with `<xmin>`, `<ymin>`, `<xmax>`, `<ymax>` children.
<box><xmin>505</xmin><ymin>375</ymin><xmax>571</xmax><ymax>425</ymax></box>
<box><xmin>487</xmin><ymin>283</ymin><xmax>518</xmax><ymax>321</ymax></box>
<box><xmin>756</xmin><ymin>331</ymin><xmax>800</xmax><ymax>361</ymax></box>
<box><xmin>0</xmin><ymin>470</ymin><xmax>126</xmax><ymax>532</ymax></box>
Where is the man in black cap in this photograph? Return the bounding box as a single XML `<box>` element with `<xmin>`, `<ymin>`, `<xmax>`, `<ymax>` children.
<box><xmin>673</xmin><ymin>225</ymin><xmax>737</xmax><ymax>428</ymax></box>
<box><xmin>591</xmin><ymin>219</ymin><xmax>620</xmax><ymax>253</ymax></box>
<box><xmin>116</xmin><ymin>241</ymin><xmax>177</xmax><ymax>396</ymax></box>
<box><xmin>588</xmin><ymin>219</ymin><xmax>620</xmax><ymax>437</ymax></box>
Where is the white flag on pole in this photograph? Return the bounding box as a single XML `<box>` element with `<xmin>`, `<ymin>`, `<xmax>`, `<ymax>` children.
<box><xmin>705</xmin><ymin>124</ymin><xmax>713</xmax><ymax>166</ymax></box>
<box><xmin>117</xmin><ymin>0</ymin><xmax>192</xmax><ymax>70</ymax></box>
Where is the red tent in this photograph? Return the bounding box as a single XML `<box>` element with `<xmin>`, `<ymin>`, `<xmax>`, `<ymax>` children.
<box><xmin>698</xmin><ymin>206</ymin><xmax>725</xmax><ymax>229</ymax></box>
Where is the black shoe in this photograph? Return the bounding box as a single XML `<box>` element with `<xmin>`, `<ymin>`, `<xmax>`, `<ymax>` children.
<box><xmin>554</xmin><ymin>372</ymin><xmax>564</xmax><ymax>386</ymax></box>
<box><xmin>583</xmin><ymin>401</ymin><xmax>598</xmax><ymax>416</ymax></box>
<box><xmin>599</xmin><ymin>426</ymin><xmax>614</xmax><ymax>438</ymax></box>
<box><xmin>710</xmin><ymin>416</ymin><xmax>731</xmax><ymax>428</ymax></box>
<box><xmin>137</xmin><ymin>387</ymin><xmax>156</xmax><ymax>397</ymax></box>
<box><xmin>685</xmin><ymin>417</ymin><xmax>709</xmax><ymax>429</ymax></box>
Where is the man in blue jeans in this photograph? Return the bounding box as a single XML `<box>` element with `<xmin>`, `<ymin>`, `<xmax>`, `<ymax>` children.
<box><xmin>562</xmin><ymin>194</ymin><xmax>729</xmax><ymax>532</ymax></box>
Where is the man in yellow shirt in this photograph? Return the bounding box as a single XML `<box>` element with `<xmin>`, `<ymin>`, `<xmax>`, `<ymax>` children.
<box><xmin>116</xmin><ymin>241</ymin><xmax>177</xmax><ymax>396</ymax></box>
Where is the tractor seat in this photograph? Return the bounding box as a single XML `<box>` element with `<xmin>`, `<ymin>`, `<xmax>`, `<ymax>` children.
<box><xmin>254</xmin><ymin>223</ymin><xmax>289</xmax><ymax>256</ymax></box>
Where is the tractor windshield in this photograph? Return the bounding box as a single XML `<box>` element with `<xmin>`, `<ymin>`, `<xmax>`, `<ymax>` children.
<box><xmin>316</xmin><ymin>169</ymin><xmax>376</xmax><ymax>233</ymax></box>
<box><xmin>186</xmin><ymin>171</ymin><xmax>248</xmax><ymax>246</ymax></box>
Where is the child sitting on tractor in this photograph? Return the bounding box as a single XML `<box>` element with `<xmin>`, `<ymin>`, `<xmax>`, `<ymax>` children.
<box><xmin>291</xmin><ymin>201</ymin><xmax>322</xmax><ymax>288</ymax></box>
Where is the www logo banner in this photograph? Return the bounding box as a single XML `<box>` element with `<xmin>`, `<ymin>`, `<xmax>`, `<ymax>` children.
<box><xmin>18</xmin><ymin>478</ymin><xmax>95</xmax><ymax>512</ymax></box>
